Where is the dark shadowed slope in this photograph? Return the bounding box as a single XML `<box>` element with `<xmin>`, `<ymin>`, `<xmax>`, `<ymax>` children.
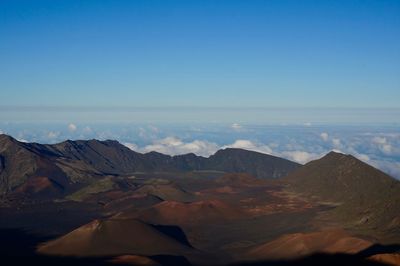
<box><xmin>47</xmin><ymin>139</ymin><xmax>150</xmax><ymax>175</ymax></box>
<box><xmin>0</xmin><ymin>135</ymin><xmax>69</xmax><ymax>197</ymax></box>
<box><xmin>0</xmin><ymin>135</ymin><xmax>38</xmax><ymax>193</ymax></box>
<box><xmin>1</xmin><ymin>134</ymin><xmax>300</xmax><ymax>177</ymax></box>
<box><xmin>206</xmin><ymin>148</ymin><xmax>300</xmax><ymax>179</ymax></box>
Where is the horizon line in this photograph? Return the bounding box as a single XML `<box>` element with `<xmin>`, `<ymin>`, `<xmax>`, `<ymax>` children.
<box><xmin>1</xmin><ymin>106</ymin><xmax>400</xmax><ymax>112</ymax></box>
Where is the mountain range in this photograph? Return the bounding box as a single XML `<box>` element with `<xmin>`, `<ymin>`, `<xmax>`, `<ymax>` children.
<box><xmin>0</xmin><ymin>134</ymin><xmax>299</xmax><ymax>197</ymax></box>
<box><xmin>0</xmin><ymin>134</ymin><xmax>399</xmax><ymax>266</ymax></box>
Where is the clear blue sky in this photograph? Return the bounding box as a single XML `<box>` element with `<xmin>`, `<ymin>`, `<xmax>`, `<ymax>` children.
<box><xmin>1</xmin><ymin>0</ymin><xmax>399</xmax><ymax>108</ymax></box>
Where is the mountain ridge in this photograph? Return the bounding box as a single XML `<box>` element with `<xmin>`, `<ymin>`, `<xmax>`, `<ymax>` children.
<box><xmin>0</xmin><ymin>134</ymin><xmax>300</xmax><ymax>196</ymax></box>
<box><xmin>1</xmin><ymin>135</ymin><xmax>400</xmax><ymax>265</ymax></box>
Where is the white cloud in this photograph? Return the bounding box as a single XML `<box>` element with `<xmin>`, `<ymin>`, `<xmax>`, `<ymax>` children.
<box><xmin>354</xmin><ymin>153</ymin><xmax>370</xmax><ymax>162</ymax></box>
<box><xmin>123</xmin><ymin>137</ymin><xmax>323</xmax><ymax>165</ymax></box>
<box><xmin>280</xmin><ymin>151</ymin><xmax>320</xmax><ymax>164</ymax></box>
<box><xmin>123</xmin><ymin>138</ymin><xmax>274</xmax><ymax>158</ymax></box>
<box><xmin>381</xmin><ymin>144</ymin><xmax>392</xmax><ymax>154</ymax></box>
<box><xmin>304</xmin><ymin>122</ymin><xmax>312</xmax><ymax>127</ymax></box>
<box><xmin>370</xmin><ymin>160</ymin><xmax>400</xmax><ymax>179</ymax></box>
<box><xmin>137</xmin><ymin>126</ymin><xmax>160</xmax><ymax>140</ymax></box>
<box><xmin>149</xmin><ymin>125</ymin><xmax>159</xmax><ymax>133</ymax></box>
<box><xmin>332</xmin><ymin>149</ymin><xmax>345</xmax><ymax>154</ymax></box>
<box><xmin>123</xmin><ymin>142</ymin><xmax>139</xmax><ymax>151</ymax></box>
<box><xmin>231</xmin><ymin>123</ymin><xmax>242</xmax><ymax>130</ymax></box>
<box><xmin>332</xmin><ymin>138</ymin><xmax>342</xmax><ymax>148</ymax></box>
<box><xmin>320</xmin><ymin>132</ymin><xmax>329</xmax><ymax>141</ymax></box>
<box><xmin>372</xmin><ymin>136</ymin><xmax>387</xmax><ymax>145</ymax></box>
<box><xmin>346</xmin><ymin>147</ymin><xmax>370</xmax><ymax>162</ymax></box>
<box><xmin>83</xmin><ymin>126</ymin><xmax>92</xmax><ymax>134</ymax></box>
<box><xmin>137</xmin><ymin>137</ymin><xmax>219</xmax><ymax>157</ymax></box>
<box><xmin>156</xmin><ymin>136</ymin><xmax>183</xmax><ymax>146</ymax></box>
<box><xmin>68</xmin><ymin>123</ymin><xmax>77</xmax><ymax>132</ymax></box>
<box><xmin>224</xmin><ymin>139</ymin><xmax>273</xmax><ymax>154</ymax></box>
<box><xmin>372</xmin><ymin>136</ymin><xmax>393</xmax><ymax>154</ymax></box>
<box><xmin>47</xmin><ymin>131</ymin><xmax>59</xmax><ymax>139</ymax></box>
<box><xmin>0</xmin><ymin>129</ymin><xmax>3</xmax><ymax>134</ymax></box>
<box><xmin>138</xmin><ymin>127</ymin><xmax>147</xmax><ymax>138</ymax></box>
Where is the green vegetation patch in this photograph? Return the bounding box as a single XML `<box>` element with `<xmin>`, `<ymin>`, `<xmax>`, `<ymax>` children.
<box><xmin>66</xmin><ymin>177</ymin><xmax>117</xmax><ymax>202</ymax></box>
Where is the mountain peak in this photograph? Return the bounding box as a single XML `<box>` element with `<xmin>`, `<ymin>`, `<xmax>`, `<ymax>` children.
<box><xmin>213</xmin><ymin>147</ymin><xmax>270</xmax><ymax>158</ymax></box>
<box><xmin>0</xmin><ymin>134</ymin><xmax>20</xmax><ymax>151</ymax></box>
<box><xmin>326</xmin><ymin>150</ymin><xmax>346</xmax><ymax>156</ymax></box>
<box><xmin>316</xmin><ymin>150</ymin><xmax>367</xmax><ymax>168</ymax></box>
<box><xmin>208</xmin><ymin>147</ymin><xmax>300</xmax><ymax>178</ymax></box>
<box><xmin>323</xmin><ymin>150</ymin><xmax>352</xmax><ymax>159</ymax></box>
<box><xmin>286</xmin><ymin>150</ymin><xmax>398</xmax><ymax>201</ymax></box>
<box><xmin>217</xmin><ymin>147</ymin><xmax>257</xmax><ymax>153</ymax></box>
<box><xmin>0</xmin><ymin>134</ymin><xmax>16</xmax><ymax>143</ymax></box>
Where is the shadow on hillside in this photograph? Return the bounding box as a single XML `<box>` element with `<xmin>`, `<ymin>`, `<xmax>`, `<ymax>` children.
<box><xmin>357</xmin><ymin>243</ymin><xmax>400</xmax><ymax>257</ymax></box>
<box><xmin>151</xmin><ymin>224</ymin><xmax>194</xmax><ymax>248</ymax></box>
<box><xmin>230</xmin><ymin>253</ymin><xmax>392</xmax><ymax>266</ymax></box>
<box><xmin>0</xmin><ymin>228</ymin><xmax>191</xmax><ymax>266</ymax></box>
<box><xmin>0</xmin><ymin>228</ymin><xmax>52</xmax><ymax>256</ymax></box>
<box><xmin>231</xmin><ymin>244</ymin><xmax>400</xmax><ymax>266</ymax></box>
<box><xmin>0</xmin><ymin>228</ymin><xmax>398</xmax><ymax>266</ymax></box>
<box><xmin>1</xmin><ymin>255</ymin><xmax>191</xmax><ymax>266</ymax></box>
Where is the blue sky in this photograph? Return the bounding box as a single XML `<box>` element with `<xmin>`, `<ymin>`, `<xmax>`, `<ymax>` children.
<box><xmin>1</xmin><ymin>0</ymin><xmax>399</xmax><ymax>110</ymax></box>
<box><xmin>1</xmin><ymin>1</ymin><xmax>400</xmax><ymax>177</ymax></box>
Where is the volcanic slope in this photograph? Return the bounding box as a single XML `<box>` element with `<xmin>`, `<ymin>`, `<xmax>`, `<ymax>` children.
<box><xmin>0</xmin><ymin>135</ymin><xmax>69</xmax><ymax>197</ymax></box>
<box><xmin>242</xmin><ymin>229</ymin><xmax>373</xmax><ymax>261</ymax></box>
<box><xmin>37</xmin><ymin>218</ymin><xmax>194</xmax><ymax>256</ymax></box>
<box><xmin>0</xmin><ymin>134</ymin><xmax>300</xmax><ymax>200</ymax></box>
<box><xmin>284</xmin><ymin>151</ymin><xmax>400</xmax><ymax>243</ymax></box>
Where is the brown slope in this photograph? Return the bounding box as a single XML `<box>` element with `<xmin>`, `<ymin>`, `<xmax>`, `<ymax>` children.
<box><xmin>369</xmin><ymin>253</ymin><xmax>400</xmax><ymax>266</ymax></box>
<box><xmin>126</xmin><ymin>199</ymin><xmax>244</xmax><ymax>225</ymax></box>
<box><xmin>284</xmin><ymin>151</ymin><xmax>400</xmax><ymax>240</ymax></box>
<box><xmin>103</xmin><ymin>193</ymin><xmax>164</xmax><ymax>212</ymax></box>
<box><xmin>132</xmin><ymin>183</ymin><xmax>195</xmax><ymax>202</ymax></box>
<box><xmin>0</xmin><ymin>135</ymin><xmax>38</xmax><ymax>193</ymax></box>
<box><xmin>0</xmin><ymin>135</ymin><xmax>69</xmax><ymax>197</ymax></box>
<box><xmin>48</xmin><ymin>139</ymin><xmax>149</xmax><ymax>175</ymax></box>
<box><xmin>242</xmin><ymin>229</ymin><xmax>373</xmax><ymax>261</ymax></box>
<box><xmin>37</xmin><ymin>218</ymin><xmax>194</xmax><ymax>257</ymax></box>
<box><xmin>110</xmin><ymin>255</ymin><xmax>161</xmax><ymax>266</ymax></box>
<box><xmin>216</xmin><ymin>173</ymin><xmax>268</xmax><ymax>187</ymax></box>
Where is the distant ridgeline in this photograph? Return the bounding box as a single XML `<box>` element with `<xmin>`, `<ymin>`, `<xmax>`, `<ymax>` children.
<box><xmin>0</xmin><ymin>134</ymin><xmax>299</xmax><ymax>196</ymax></box>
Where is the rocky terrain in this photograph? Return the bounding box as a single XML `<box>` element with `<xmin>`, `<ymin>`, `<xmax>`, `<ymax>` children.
<box><xmin>0</xmin><ymin>134</ymin><xmax>399</xmax><ymax>266</ymax></box>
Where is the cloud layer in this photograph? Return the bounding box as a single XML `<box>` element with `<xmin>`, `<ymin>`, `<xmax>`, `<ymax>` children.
<box><xmin>1</xmin><ymin>122</ymin><xmax>400</xmax><ymax>179</ymax></box>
